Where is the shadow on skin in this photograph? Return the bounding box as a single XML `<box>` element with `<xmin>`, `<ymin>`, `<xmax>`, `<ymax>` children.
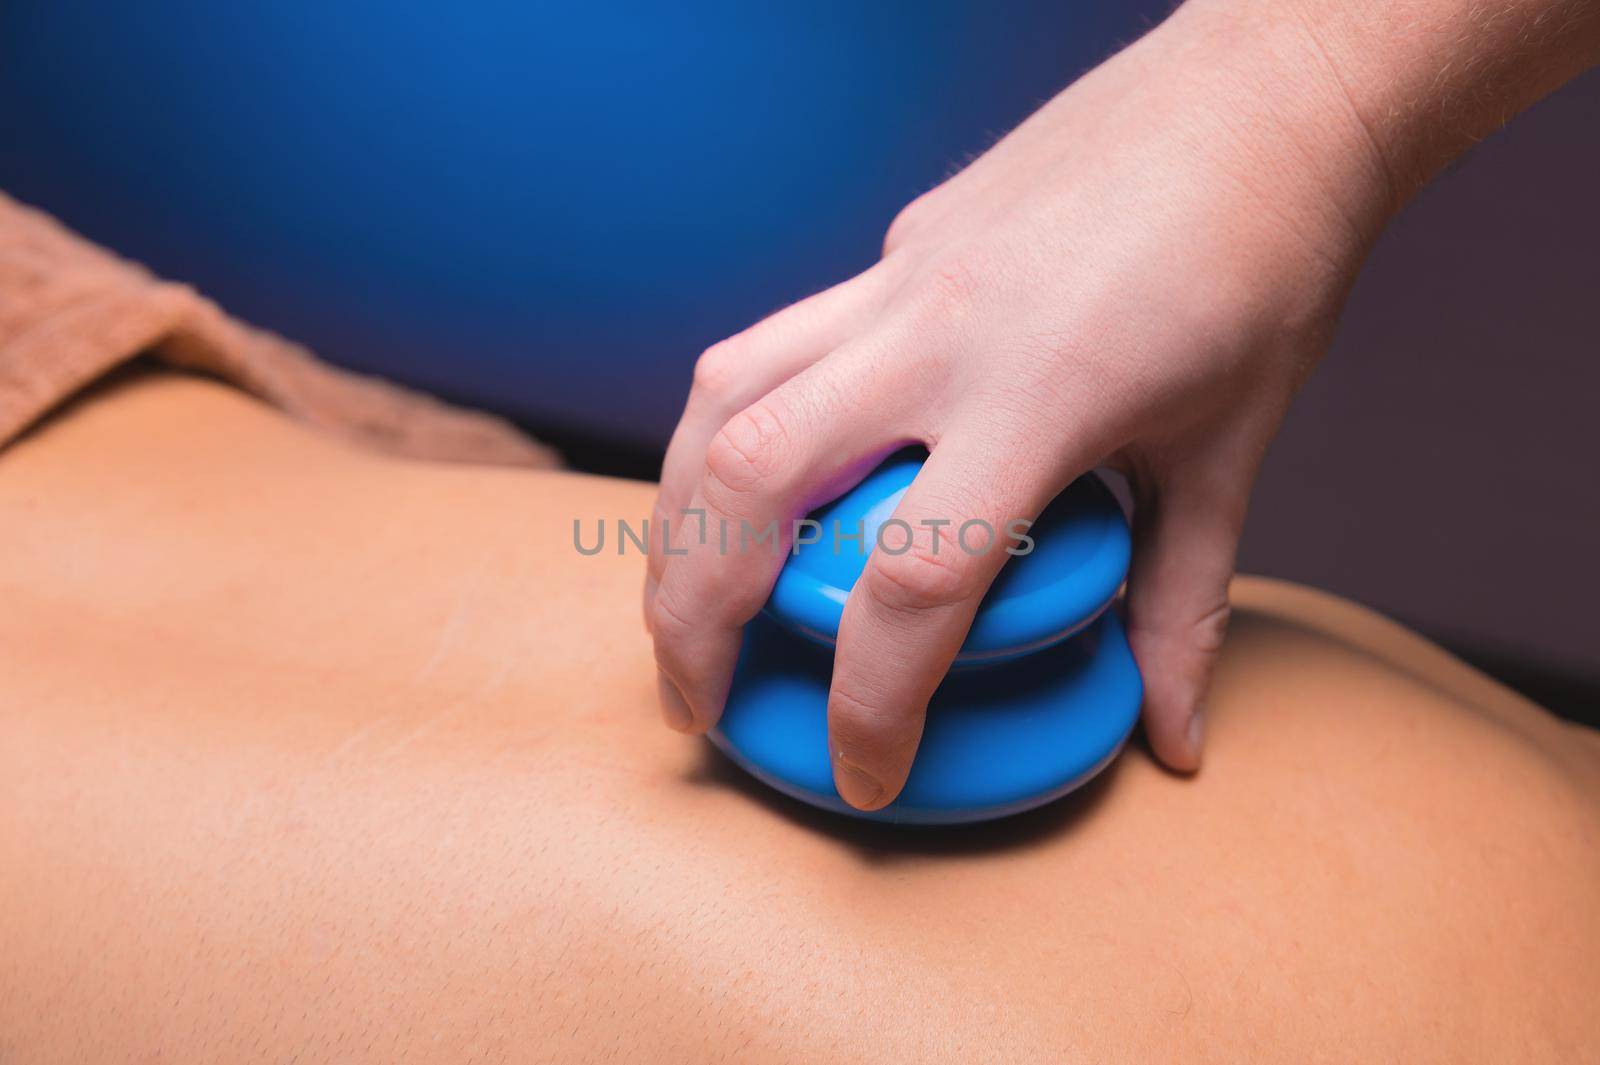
<box><xmin>683</xmin><ymin>735</ymin><xmax>1141</xmax><ymax>862</ymax></box>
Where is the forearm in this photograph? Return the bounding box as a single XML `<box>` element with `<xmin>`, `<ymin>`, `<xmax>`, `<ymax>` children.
<box><xmin>1291</xmin><ymin>0</ymin><xmax>1599</xmax><ymax>190</ymax></box>
<box><xmin>1174</xmin><ymin>0</ymin><xmax>1600</xmax><ymax>217</ymax></box>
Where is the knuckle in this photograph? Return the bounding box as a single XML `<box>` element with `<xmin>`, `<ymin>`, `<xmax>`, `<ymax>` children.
<box><xmin>883</xmin><ymin>194</ymin><xmax>935</xmax><ymax>255</ymax></box>
<box><xmin>1191</xmin><ymin>600</ymin><xmax>1233</xmax><ymax>656</ymax></box>
<box><xmin>690</xmin><ymin>339</ymin><xmax>749</xmax><ymax>409</ymax></box>
<box><xmin>702</xmin><ymin>399</ymin><xmax>794</xmax><ymax>503</ymax></box>
<box><xmin>863</xmin><ymin>539</ymin><xmax>970</xmax><ymax>616</ymax></box>
<box><xmin>1129</xmin><ymin>595</ymin><xmax>1233</xmax><ymax>664</ymax></box>
<box><xmin>649</xmin><ymin>589</ymin><xmax>695</xmax><ymax>653</ymax></box>
<box><xmin>829</xmin><ymin>682</ymin><xmax>919</xmax><ymax>754</ymax></box>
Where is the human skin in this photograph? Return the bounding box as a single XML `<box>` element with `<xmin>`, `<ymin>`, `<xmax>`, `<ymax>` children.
<box><xmin>2</xmin><ymin>372</ymin><xmax>1599</xmax><ymax>1062</ymax></box>
<box><xmin>643</xmin><ymin>0</ymin><xmax>1600</xmax><ymax>810</ymax></box>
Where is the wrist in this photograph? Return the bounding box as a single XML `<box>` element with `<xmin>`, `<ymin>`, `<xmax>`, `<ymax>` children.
<box><xmin>1180</xmin><ymin>0</ymin><xmax>1600</xmax><ymax>210</ymax></box>
<box><xmin>1131</xmin><ymin>0</ymin><xmax>1399</xmax><ymax>265</ymax></box>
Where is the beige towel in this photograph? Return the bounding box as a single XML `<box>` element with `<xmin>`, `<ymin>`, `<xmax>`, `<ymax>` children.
<box><xmin>0</xmin><ymin>191</ymin><xmax>560</xmax><ymax>466</ymax></box>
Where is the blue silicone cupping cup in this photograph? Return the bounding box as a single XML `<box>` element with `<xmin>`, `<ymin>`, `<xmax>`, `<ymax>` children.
<box><xmin>710</xmin><ymin>449</ymin><xmax>1143</xmax><ymax>825</ymax></box>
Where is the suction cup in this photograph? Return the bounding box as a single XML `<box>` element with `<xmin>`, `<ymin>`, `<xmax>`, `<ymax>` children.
<box><xmin>710</xmin><ymin>450</ymin><xmax>1142</xmax><ymax>824</ymax></box>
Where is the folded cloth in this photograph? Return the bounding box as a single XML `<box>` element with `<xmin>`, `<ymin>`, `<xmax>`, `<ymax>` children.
<box><xmin>0</xmin><ymin>191</ymin><xmax>560</xmax><ymax>466</ymax></box>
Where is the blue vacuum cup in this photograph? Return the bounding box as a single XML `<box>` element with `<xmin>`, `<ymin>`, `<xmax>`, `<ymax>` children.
<box><xmin>710</xmin><ymin>450</ymin><xmax>1142</xmax><ymax>825</ymax></box>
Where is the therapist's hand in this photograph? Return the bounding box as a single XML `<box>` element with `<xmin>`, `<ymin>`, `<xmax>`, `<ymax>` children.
<box><xmin>644</xmin><ymin>2</ymin><xmax>1391</xmax><ymax>809</ymax></box>
<box><xmin>644</xmin><ymin>0</ymin><xmax>1600</xmax><ymax>809</ymax></box>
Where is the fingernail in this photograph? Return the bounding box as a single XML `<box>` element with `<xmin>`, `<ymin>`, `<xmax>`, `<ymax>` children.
<box><xmin>1185</xmin><ymin>704</ymin><xmax>1206</xmax><ymax>759</ymax></box>
<box><xmin>833</xmin><ymin>751</ymin><xmax>884</xmax><ymax>809</ymax></box>
<box><xmin>658</xmin><ymin>671</ymin><xmax>693</xmax><ymax>732</ymax></box>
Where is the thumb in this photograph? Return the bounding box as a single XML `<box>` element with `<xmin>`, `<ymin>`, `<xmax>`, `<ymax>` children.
<box><xmin>1122</xmin><ymin>454</ymin><xmax>1254</xmax><ymax>773</ymax></box>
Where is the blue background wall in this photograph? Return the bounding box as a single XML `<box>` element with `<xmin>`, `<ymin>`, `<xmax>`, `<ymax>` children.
<box><xmin>0</xmin><ymin>0</ymin><xmax>1163</xmax><ymax>446</ymax></box>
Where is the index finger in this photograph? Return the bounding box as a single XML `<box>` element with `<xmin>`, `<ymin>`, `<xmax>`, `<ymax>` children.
<box><xmin>649</xmin><ymin>342</ymin><xmax>921</xmax><ymax>733</ymax></box>
<box><xmin>646</xmin><ymin>265</ymin><xmax>896</xmax><ymax>628</ymax></box>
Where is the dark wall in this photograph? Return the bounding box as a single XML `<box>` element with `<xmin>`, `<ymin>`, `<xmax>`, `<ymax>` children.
<box><xmin>1240</xmin><ymin>70</ymin><xmax>1600</xmax><ymax>686</ymax></box>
